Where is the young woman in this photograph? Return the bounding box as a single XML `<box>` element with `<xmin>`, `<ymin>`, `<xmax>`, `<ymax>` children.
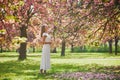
<box><xmin>40</xmin><ymin>25</ymin><xmax>51</xmax><ymax>74</ymax></box>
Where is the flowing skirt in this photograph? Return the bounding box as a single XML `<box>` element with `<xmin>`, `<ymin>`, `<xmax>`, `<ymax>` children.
<box><xmin>40</xmin><ymin>44</ymin><xmax>50</xmax><ymax>70</ymax></box>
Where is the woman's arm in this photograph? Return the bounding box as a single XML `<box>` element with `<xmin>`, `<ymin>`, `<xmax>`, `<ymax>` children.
<box><xmin>44</xmin><ymin>42</ymin><xmax>51</xmax><ymax>44</ymax></box>
<box><xmin>41</xmin><ymin>36</ymin><xmax>51</xmax><ymax>44</ymax></box>
<box><xmin>41</xmin><ymin>36</ymin><xmax>46</xmax><ymax>44</ymax></box>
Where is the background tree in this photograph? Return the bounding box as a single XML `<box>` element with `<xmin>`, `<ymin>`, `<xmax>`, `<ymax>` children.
<box><xmin>0</xmin><ymin>0</ymin><xmax>49</xmax><ymax>60</ymax></box>
<box><xmin>74</xmin><ymin>0</ymin><xmax>120</xmax><ymax>54</ymax></box>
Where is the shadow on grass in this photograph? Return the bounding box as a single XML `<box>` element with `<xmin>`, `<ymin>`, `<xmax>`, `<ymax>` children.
<box><xmin>0</xmin><ymin>59</ymin><xmax>120</xmax><ymax>80</ymax></box>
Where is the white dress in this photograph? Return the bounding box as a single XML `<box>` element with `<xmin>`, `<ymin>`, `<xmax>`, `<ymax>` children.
<box><xmin>40</xmin><ymin>33</ymin><xmax>51</xmax><ymax>70</ymax></box>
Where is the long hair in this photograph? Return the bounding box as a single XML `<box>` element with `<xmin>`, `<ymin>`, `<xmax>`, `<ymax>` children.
<box><xmin>41</xmin><ymin>25</ymin><xmax>46</xmax><ymax>37</ymax></box>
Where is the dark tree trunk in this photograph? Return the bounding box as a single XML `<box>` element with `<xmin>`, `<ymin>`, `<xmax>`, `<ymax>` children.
<box><xmin>52</xmin><ymin>47</ymin><xmax>57</xmax><ymax>53</ymax></box>
<box><xmin>71</xmin><ymin>44</ymin><xmax>74</xmax><ymax>53</ymax></box>
<box><xmin>108</xmin><ymin>39</ymin><xmax>112</xmax><ymax>54</ymax></box>
<box><xmin>32</xmin><ymin>46</ymin><xmax>35</xmax><ymax>53</ymax></box>
<box><xmin>19</xmin><ymin>43</ymin><xmax>27</xmax><ymax>60</ymax></box>
<box><xmin>80</xmin><ymin>46</ymin><xmax>84</xmax><ymax>50</ymax></box>
<box><xmin>18</xmin><ymin>26</ymin><xmax>27</xmax><ymax>60</ymax></box>
<box><xmin>0</xmin><ymin>44</ymin><xmax>2</xmax><ymax>53</ymax></box>
<box><xmin>61</xmin><ymin>39</ymin><xmax>65</xmax><ymax>56</ymax></box>
<box><xmin>115</xmin><ymin>36</ymin><xmax>118</xmax><ymax>55</ymax></box>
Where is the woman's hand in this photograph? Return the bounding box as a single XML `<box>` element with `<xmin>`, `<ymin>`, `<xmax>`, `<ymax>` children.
<box><xmin>44</xmin><ymin>42</ymin><xmax>51</xmax><ymax>44</ymax></box>
<box><xmin>41</xmin><ymin>35</ymin><xmax>52</xmax><ymax>44</ymax></box>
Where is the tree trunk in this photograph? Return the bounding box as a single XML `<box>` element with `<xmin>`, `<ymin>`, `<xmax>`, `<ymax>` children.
<box><xmin>0</xmin><ymin>44</ymin><xmax>2</xmax><ymax>53</ymax></box>
<box><xmin>61</xmin><ymin>39</ymin><xmax>65</xmax><ymax>56</ymax></box>
<box><xmin>80</xmin><ymin>46</ymin><xmax>83</xmax><ymax>50</ymax></box>
<box><xmin>115</xmin><ymin>36</ymin><xmax>118</xmax><ymax>55</ymax></box>
<box><xmin>18</xmin><ymin>26</ymin><xmax>27</xmax><ymax>60</ymax></box>
<box><xmin>32</xmin><ymin>46</ymin><xmax>35</xmax><ymax>53</ymax></box>
<box><xmin>71</xmin><ymin>44</ymin><xmax>74</xmax><ymax>53</ymax></box>
<box><xmin>52</xmin><ymin>47</ymin><xmax>57</xmax><ymax>53</ymax></box>
<box><xmin>108</xmin><ymin>39</ymin><xmax>112</xmax><ymax>54</ymax></box>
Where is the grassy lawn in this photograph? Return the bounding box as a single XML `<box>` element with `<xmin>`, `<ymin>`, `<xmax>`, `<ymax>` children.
<box><xmin>0</xmin><ymin>52</ymin><xmax>120</xmax><ymax>80</ymax></box>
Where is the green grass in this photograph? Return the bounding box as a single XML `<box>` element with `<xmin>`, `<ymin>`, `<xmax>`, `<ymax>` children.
<box><xmin>0</xmin><ymin>52</ymin><xmax>120</xmax><ymax>80</ymax></box>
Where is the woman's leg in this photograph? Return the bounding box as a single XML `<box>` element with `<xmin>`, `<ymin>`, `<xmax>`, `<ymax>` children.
<box><xmin>44</xmin><ymin>70</ymin><xmax>46</xmax><ymax>74</ymax></box>
<box><xmin>40</xmin><ymin>69</ymin><xmax>43</xmax><ymax>73</ymax></box>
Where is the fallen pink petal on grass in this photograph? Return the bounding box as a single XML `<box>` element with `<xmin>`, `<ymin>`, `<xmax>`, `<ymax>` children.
<box><xmin>53</xmin><ymin>72</ymin><xmax>120</xmax><ymax>80</ymax></box>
